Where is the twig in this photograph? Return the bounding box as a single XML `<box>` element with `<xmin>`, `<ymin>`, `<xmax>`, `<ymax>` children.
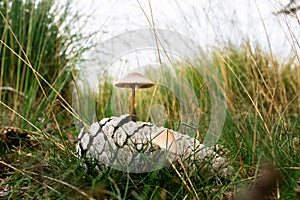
<box><xmin>0</xmin><ymin>86</ymin><xmax>26</xmax><ymax>97</ymax></box>
<box><xmin>168</xmin><ymin>157</ymin><xmax>200</xmax><ymax>200</ymax></box>
<box><xmin>0</xmin><ymin>160</ymin><xmax>95</xmax><ymax>200</ymax></box>
<box><xmin>177</xmin><ymin>157</ymin><xmax>200</xmax><ymax>200</ymax></box>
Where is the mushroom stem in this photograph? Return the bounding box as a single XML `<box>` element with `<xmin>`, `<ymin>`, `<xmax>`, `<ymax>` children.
<box><xmin>114</xmin><ymin>72</ymin><xmax>154</xmax><ymax>118</ymax></box>
<box><xmin>130</xmin><ymin>87</ymin><xmax>135</xmax><ymax>117</ymax></box>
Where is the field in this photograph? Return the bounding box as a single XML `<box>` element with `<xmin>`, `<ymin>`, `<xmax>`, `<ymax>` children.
<box><xmin>0</xmin><ymin>0</ymin><xmax>299</xmax><ymax>199</ymax></box>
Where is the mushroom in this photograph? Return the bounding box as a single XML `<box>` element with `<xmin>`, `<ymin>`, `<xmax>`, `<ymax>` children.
<box><xmin>115</xmin><ymin>72</ymin><xmax>154</xmax><ymax>117</ymax></box>
<box><xmin>152</xmin><ymin>129</ymin><xmax>177</xmax><ymax>155</ymax></box>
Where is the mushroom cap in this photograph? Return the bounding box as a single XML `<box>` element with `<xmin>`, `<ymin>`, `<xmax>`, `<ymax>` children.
<box><xmin>152</xmin><ymin>129</ymin><xmax>177</xmax><ymax>155</ymax></box>
<box><xmin>115</xmin><ymin>72</ymin><xmax>154</xmax><ymax>88</ymax></box>
<box><xmin>76</xmin><ymin>114</ymin><xmax>232</xmax><ymax>175</ymax></box>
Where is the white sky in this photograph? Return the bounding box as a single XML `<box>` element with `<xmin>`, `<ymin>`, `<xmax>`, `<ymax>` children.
<box><xmin>62</xmin><ymin>0</ymin><xmax>300</xmax><ymax>85</ymax></box>
<box><xmin>70</xmin><ymin>0</ymin><xmax>300</xmax><ymax>52</ymax></box>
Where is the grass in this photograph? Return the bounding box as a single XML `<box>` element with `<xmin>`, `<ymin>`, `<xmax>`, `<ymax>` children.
<box><xmin>0</xmin><ymin>0</ymin><xmax>300</xmax><ymax>199</ymax></box>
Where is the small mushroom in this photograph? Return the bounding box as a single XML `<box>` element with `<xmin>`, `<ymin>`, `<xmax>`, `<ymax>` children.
<box><xmin>152</xmin><ymin>129</ymin><xmax>177</xmax><ymax>155</ymax></box>
<box><xmin>115</xmin><ymin>72</ymin><xmax>154</xmax><ymax>117</ymax></box>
